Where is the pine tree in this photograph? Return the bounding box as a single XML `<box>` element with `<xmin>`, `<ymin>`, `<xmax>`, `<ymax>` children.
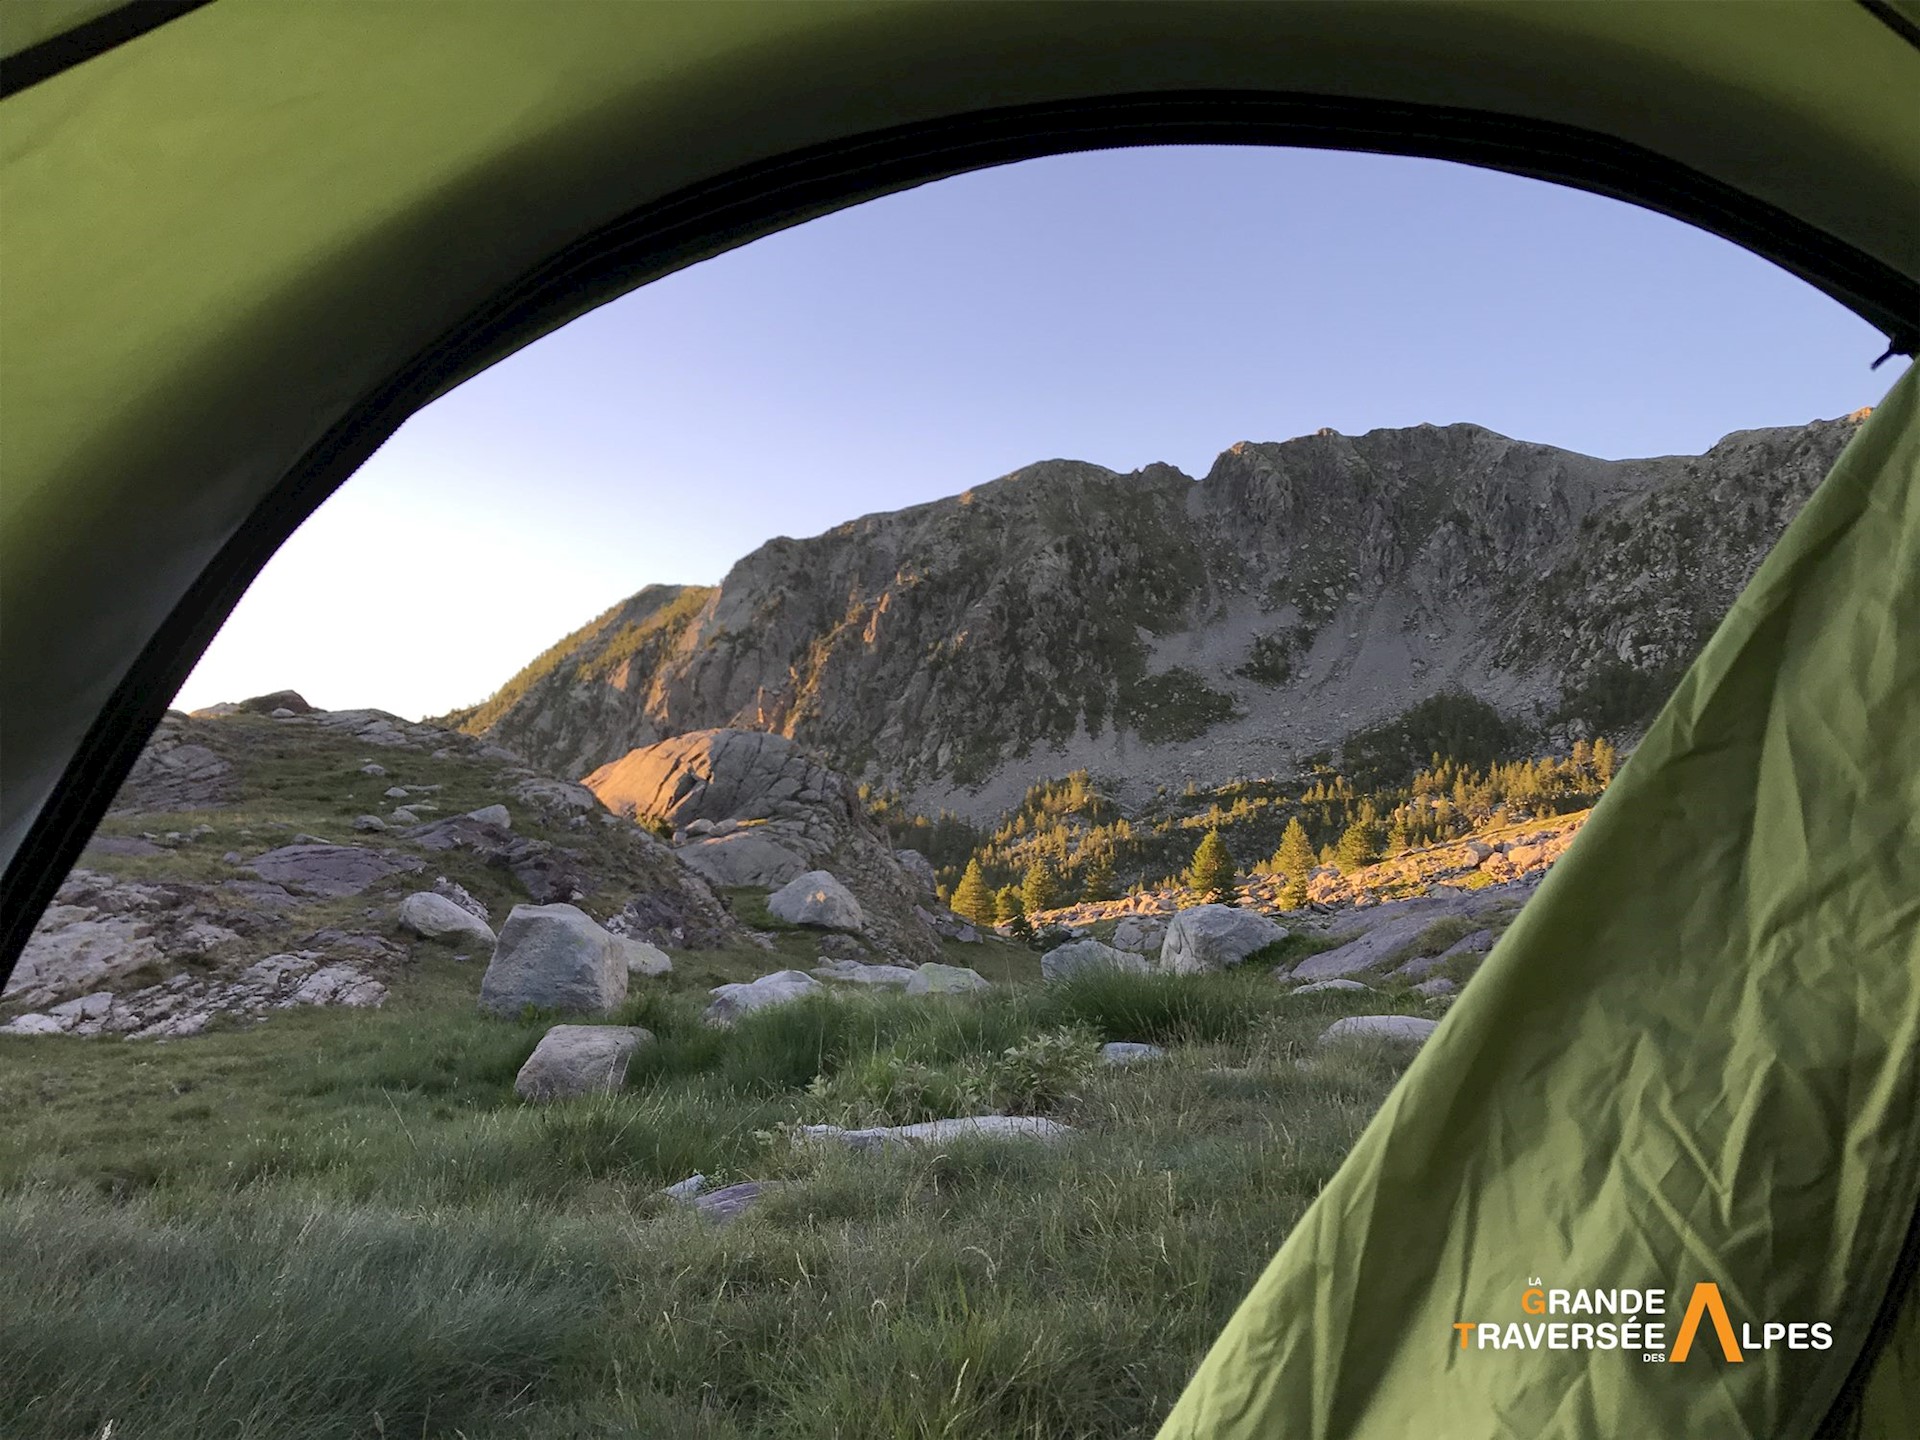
<box><xmin>951</xmin><ymin>859</ymin><xmax>996</xmax><ymax>927</ymax></box>
<box><xmin>1021</xmin><ymin>858</ymin><xmax>1060</xmax><ymax>916</ymax></box>
<box><xmin>1386</xmin><ymin>813</ymin><xmax>1411</xmax><ymax>855</ymax></box>
<box><xmin>1273</xmin><ymin>817</ymin><xmax>1315</xmax><ymax>909</ymax></box>
<box><xmin>1080</xmin><ymin>852</ymin><xmax>1117</xmax><ymax>903</ymax></box>
<box><xmin>1593</xmin><ymin>735</ymin><xmax>1617</xmax><ymax>785</ymax></box>
<box><xmin>994</xmin><ymin>884</ymin><xmax>1034</xmax><ymax>941</ymax></box>
<box><xmin>1334</xmin><ymin>817</ymin><xmax>1381</xmax><ymax>874</ymax></box>
<box><xmin>1188</xmin><ymin>829</ymin><xmax>1238</xmax><ymax>905</ymax></box>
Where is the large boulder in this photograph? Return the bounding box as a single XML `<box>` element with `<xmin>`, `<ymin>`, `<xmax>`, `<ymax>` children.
<box><xmin>397</xmin><ymin>891</ymin><xmax>496</xmax><ymax>948</ymax></box>
<box><xmin>114</xmin><ymin>718</ymin><xmax>236</xmax><ymax>810</ymax></box>
<box><xmin>478</xmin><ymin>903</ymin><xmax>628</xmax><ymax>1017</ymax></box>
<box><xmin>766</xmin><ymin>871</ymin><xmax>863</xmax><ymax>930</ymax></box>
<box><xmin>1042</xmin><ymin>938</ymin><xmax>1151</xmax><ymax>983</ymax></box>
<box><xmin>703</xmin><ymin>969</ymin><xmax>823</xmax><ymax>1025</ymax></box>
<box><xmin>1160</xmin><ymin>905</ymin><xmax>1287</xmax><ymax>974</ymax></box>
<box><xmin>903</xmin><ymin>963</ymin><xmax>990</xmax><ymax>996</ymax></box>
<box><xmin>514</xmin><ymin>1025</ymin><xmax>653</xmax><ymax>1101</ymax></box>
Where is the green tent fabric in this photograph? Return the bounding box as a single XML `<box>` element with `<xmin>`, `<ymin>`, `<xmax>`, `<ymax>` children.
<box><xmin>2</xmin><ymin>4</ymin><xmax>1918</xmax><ymax>1436</ymax></box>
<box><xmin>1157</xmin><ymin>366</ymin><xmax>1920</xmax><ymax>1436</ymax></box>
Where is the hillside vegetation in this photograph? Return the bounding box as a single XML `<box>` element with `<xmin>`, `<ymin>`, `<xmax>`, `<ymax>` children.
<box><xmin>869</xmin><ymin>694</ymin><xmax>1618</xmax><ymax>907</ymax></box>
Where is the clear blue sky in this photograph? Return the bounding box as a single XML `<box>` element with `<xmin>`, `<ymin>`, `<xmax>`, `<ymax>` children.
<box><xmin>174</xmin><ymin>146</ymin><xmax>1906</xmax><ymax>720</ymax></box>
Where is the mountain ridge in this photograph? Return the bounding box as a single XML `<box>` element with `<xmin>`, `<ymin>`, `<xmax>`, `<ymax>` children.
<box><xmin>451</xmin><ymin>414</ymin><xmax>1863</xmax><ymax>819</ymax></box>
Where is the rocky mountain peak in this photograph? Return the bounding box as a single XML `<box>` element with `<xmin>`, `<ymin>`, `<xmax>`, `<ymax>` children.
<box><xmin>455</xmin><ymin>414</ymin><xmax>1865</xmax><ymax>820</ymax></box>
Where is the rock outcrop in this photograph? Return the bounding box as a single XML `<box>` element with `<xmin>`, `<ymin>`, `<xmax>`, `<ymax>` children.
<box><xmin>5</xmin><ymin>703</ymin><xmax>751</xmax><ymax>1038</ymax></box>
<box><xmin>583</xmin><ymin>730</ymin><xmax>938</xmax><ymax>963</ymax></box>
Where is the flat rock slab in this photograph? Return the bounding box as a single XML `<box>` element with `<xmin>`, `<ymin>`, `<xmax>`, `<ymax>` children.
<box><xmin>691</xmin><ymin>1180</ymin><xmax>788</xmax><ymax>1222</ymax></box>
<box><xmin>813</xmin><ymin>959</ymin><xmax>916</xmax><ymax>987</ymax></box>
<box><xmin>5</xmin><ymin>916</ymin><xmax>163</xmax><ymax>1007</ymax></box>
<box><xmin>246</xmin><ymin>844</ymin><xmax>421</xmax><ymax>897</ymax></box>
<box><xmin>1100</xmin><ymin>1042</ymin><xmax>1169</xmax><ymax>1066</ymax></box>
<box><xmin>799</xmin><ymin>1116</ymin><xmax>1072</xmax><ymax>1151</ymax></box>
<box><xmin>1319</xmin><ymin>1015</ymin><xmax>1439</xmax><ymax>1046</ymax></box>
<box><xmin>514</xmin><ymin>1025</ymin><xmax>653</xmax><ymax>1102</ymax></box>
<box><xmin>1288</xmin><ymin>912</ymin><xmax>1447</xmax><ymax>982</ymax></box>
<box><xmin>1392</xmin><ymin>929</ymin><xmax>1495</xmax><ymax>980</ymax></box>
<box><xmin>1291</xmin><ymin>978</ymin><xmax>1374</xmax><ymax>994</ymax></box>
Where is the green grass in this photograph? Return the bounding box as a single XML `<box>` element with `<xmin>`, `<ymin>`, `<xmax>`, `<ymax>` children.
<box><xmin>0</xmin><ymin>955</ymin><xmax>1427</xmax><ymax>1439</ymax></box>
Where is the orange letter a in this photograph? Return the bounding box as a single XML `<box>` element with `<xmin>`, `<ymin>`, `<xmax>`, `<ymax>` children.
<box><xmin>1670</xmin><ymin>1283</ymin><xmax>1745</xmax><ymax>1363</ymax></box>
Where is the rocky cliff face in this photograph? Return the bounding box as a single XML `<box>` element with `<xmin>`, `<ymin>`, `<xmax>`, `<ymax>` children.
<box><xmin>459</xmin><ymin>415</ymin><xmax>1865</xmax><ymax>817</ymax></box>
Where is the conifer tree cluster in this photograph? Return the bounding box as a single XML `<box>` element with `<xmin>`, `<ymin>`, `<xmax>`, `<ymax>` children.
<box><xmin>875</xmin><ymin>737</ymin><xmax>1622</xmax><ymax>909</ymax></box>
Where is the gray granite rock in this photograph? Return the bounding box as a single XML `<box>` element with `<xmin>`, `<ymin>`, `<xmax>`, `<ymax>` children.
<box><xmin>1161</xmin><ymin>905</ymin><xmax>1287</xmax><ymax>974</ymax></box>
<box><xmin>767</xmin><ymin>870</ymin><xmax>863</xmax><ymax>931</ymax></box>
<box><xmin>513</xmin><ymin>1024</ymin><xmax>652</xmax><ymax>1101</ymax></box>
<box><xmin>703</xmin><ymin>969</ymin><xmax>822</xmax><ymax>1025</ymax></box>
<box><xmin>479</xmin><ymin>903</ymin><xmax>627</xmax><ymax>1017</ymax></box>
<box><xmin>1319</xmin><ymin>1015</ymin><xmax>1439</xmax><ymax>1046</ymax></box>
<box><xmin>1100</xmin><ymin>1042</ymin><xmax>1169</xmax><ymax>1066</ymax></box>
<box><xmin>903</xmin><ymin>963</ymin><xmax>990</xmax><ymax>996</ymax></box>
<box><xmin>397</xmin><ymin>892</ymin><xmax>496</xmax><ymax>948</ymax></box>
<box><xmin>1042</xmin><ymin>938</ymin><xmax>1151</xmax><ymax>983</ymax></box>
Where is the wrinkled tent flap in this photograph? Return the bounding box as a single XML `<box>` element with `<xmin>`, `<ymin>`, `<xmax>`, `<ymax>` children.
<box><xmin>1158</xmin><ymin>365</ymin><xmax>1920</xmax><ymax>1439</ymax></box>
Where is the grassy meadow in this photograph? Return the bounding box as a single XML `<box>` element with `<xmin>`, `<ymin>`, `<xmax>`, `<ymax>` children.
<box><xmin>0</xmin><ymin>921</ymin><xmax>1444</xmax><ymax>1440</ymax></box>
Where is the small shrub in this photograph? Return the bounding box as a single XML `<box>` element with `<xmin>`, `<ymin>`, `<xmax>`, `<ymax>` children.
<box><xmin>975</xmin><ymin>1026</ymin><xmax>1101</xmax><ymax>1115</ymax></box>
